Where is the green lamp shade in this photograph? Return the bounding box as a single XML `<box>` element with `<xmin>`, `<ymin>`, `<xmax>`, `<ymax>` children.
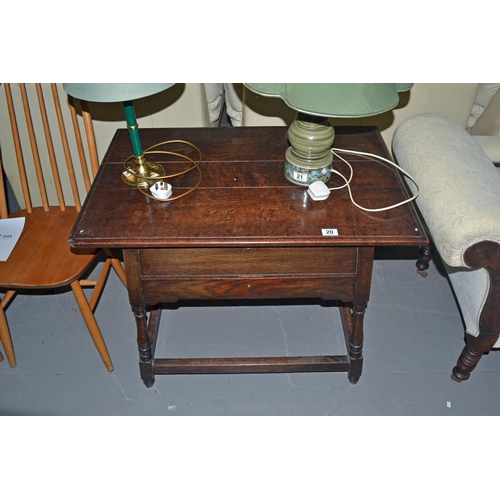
<box><xmin>62</xmin><ymin>83</ymin><xmax>175</xmax><ymax>103</ymax></box>
<box><xmin>243</xmin><ymin>83</ymin><xmax>413</xmax><ymax>118</ymax></box>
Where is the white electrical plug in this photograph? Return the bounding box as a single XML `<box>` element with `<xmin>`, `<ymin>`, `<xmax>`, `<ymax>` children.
<box><xmin>307</xmin><ymin>181</ymin><xmax>330</xmax><ymax>201</ymax></box>
<box><xmin>151</xmin><ymin>181</ymin><xmax>172</xmax><ymax>200</ymax></box>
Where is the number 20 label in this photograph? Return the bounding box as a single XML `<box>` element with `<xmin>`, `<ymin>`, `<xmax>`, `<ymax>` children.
<box><xmin>322</xmin><ymin>229</ymin><xmax>338</xmax><ymax>236</ymax></box>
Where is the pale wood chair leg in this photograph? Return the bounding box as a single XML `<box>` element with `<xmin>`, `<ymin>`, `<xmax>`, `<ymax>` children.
<box><xmin>1</xmin><ymin>290</ymin><xmax>17</xmax><ymax>308</ymax></box>
<box><xmin>70</xmin><ymin>281</ymin><xmax>114</xmax><ymax>372</ymax></box>
<box><xmin>111</xmin><ymin>258</ymin><xmax>127</xmax><ymax>287</ymax></box>
<box><xmin>104</xmin><ymin>249</ymin><xmax>127</xmax><ymax>288</ymax></box>
<box><xmin>0</xmin><ymin>305</ymin><xmax>17</xmax><ymax>367</ymax></box>
<box><xmin>88</xmin><ymin>258</ymin><xmax>112</xmax><ymax>311</ymax></box>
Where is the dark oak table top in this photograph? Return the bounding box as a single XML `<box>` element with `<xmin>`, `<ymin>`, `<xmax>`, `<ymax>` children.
<box><xmin>69</xmin><ymin>126</ymin><xmax>428</xmax><ymax>249</ymax></box>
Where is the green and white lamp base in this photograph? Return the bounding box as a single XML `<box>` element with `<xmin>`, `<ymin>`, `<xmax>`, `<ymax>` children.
<box><xmin>284</xmin><ymin>113</ymin><xmax>334</xmax><ymax>187</ymax></box>
<box><xmin>284</xmin><ymin>150</ymin><xmax>332</xmax><ymax>186</ymax></box>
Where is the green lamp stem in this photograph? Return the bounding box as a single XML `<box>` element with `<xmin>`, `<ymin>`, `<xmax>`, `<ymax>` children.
<box><xmin>123</xmin><ymin>100</ymin><xmax>143</xmax><ymax>157</ymax></box>
<box><xmin>121</xmin><ymin>99</ymin><xmax>165</xmax><ymax>187</ymax></box>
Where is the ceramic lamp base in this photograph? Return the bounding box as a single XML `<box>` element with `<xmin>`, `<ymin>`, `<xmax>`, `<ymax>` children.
<box><xmin>284</xmin><ymin>114</ymin><xmax>334</xmax><ymax>187</ymax></box>
<box><xmin>284</xmin><ymin>148</ymin><xmax>332</xmax><ymax>186</ymax></box>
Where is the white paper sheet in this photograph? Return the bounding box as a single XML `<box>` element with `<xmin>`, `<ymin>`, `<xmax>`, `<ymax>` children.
<box><xmin>0</xmin><ymin>217</ymin><xmax>25</xmax><ymax>261</ymax></box>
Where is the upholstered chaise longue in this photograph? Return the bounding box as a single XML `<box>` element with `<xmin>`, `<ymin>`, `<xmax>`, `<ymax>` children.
<box><xmin>393</xmin><ymin>108</ymin><xmax>500</xmax><ymax>382</ymax></box>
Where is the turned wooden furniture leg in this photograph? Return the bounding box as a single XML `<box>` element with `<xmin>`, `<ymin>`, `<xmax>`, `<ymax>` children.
<box><xmin>348</xmin><ymin>302</ymin><xmax>367</xmax><ymax>384</ymax></box>
<box><xmin>451</xmin><ymin>333</ymin><xmax>498</xmax><ymax>382</ymax></box>
<box><xmin>344</xmin><ymin>247</ymin><xmax>373</xmax><ymax>384</ymax></box>
<box><xmin>416</xmin><ymin>245</ymin><xmax>432</xmax><ymax>277</ymax></box>
<box><xmin>133</xmin><ymin>305</ymin><xmax>155</xmax><ymax>388</ymax></box>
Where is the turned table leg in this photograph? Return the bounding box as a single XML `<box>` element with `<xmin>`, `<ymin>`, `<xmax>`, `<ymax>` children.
<box><xmin>133</xmin><ymin>305</ymin><xmax>155</xmax><ymax>388</ymax></box>
<box><xmin>347</xmin><ymin>302</ymin><xmax>367</xmax><ymax>385</ymax></box>
<box><xmin>416</xmin><ymin>245</ymin><xmax>432</xmax><ymax>277</ymax></box>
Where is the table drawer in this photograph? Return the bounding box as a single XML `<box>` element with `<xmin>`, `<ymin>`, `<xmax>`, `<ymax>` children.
<box><xmin>141</xmin><ymin>275</ymin><xmax>357</xmax><ymax>302</ymax></box>
<box><xmin>139</xmin><ymin>247</ymin><xmax>357</xmax><ymax>278</ymax></box>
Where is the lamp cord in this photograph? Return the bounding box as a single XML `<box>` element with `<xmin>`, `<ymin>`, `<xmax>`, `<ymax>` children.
<box><xmin>329</xmin><ymin>147</ymin><xmax>419</xmax><ymax>212</ymax></box>
<box><xmin>121</xmin><ymin>141</ymin><xmax>417</xmax><ymax>209</ymax></box>
<box><xmin>123</xmin><ymin>139</ymin><xmax>202</xmax><ymax>201</ymax></box>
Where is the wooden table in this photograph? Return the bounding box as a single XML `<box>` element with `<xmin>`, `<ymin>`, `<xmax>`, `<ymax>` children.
<box><xmin>69</xmin><ymin>126</ymin><xmax>428</xmax><ymax>388</ymax></box>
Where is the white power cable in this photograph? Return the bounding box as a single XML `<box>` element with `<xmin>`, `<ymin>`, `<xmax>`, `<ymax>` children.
<box><xmin>329</xmin><ymin>147</ymin><xmax>419</xmax><ymax>212</ymax></box>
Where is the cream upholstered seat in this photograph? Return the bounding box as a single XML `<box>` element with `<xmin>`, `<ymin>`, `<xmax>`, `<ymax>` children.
<box><xmin>392</xmin><ymin>108</ymin><xmax>500</xmax><ymax>382</ymax></box>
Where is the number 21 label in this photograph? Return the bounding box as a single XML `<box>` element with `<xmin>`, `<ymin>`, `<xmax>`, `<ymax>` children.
<box><xmin>293</xmin><ymin>171</ymin><xmax>307</xmax><ymax>182</ymax></box>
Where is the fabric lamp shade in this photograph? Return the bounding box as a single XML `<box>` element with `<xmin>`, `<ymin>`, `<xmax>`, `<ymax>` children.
<box><xmin>243</xmin><ymin>83</ymin><xmax>413</xmax><ymax>118</ymax></box>
<box><xmin>62</xmin><ymin>83</ymin><xmax>175</xmax><ymax>103</ymax></box>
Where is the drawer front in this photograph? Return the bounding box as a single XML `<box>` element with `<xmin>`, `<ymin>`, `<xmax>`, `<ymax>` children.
<box><xmin>139</xmin><ymin>247</ymin><xmax>357</xmax><ymax>278</ymax></box>
<box><xmin>141</xmin><ymin>276</ymin><xmax>357</xmax><ymax>303</ymax></box>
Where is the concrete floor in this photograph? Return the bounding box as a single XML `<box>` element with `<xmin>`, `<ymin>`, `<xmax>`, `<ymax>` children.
<box><xmin>2</xmin><ymin>245</ymin><xmax>500</xmax><ymax>416</ymax></box>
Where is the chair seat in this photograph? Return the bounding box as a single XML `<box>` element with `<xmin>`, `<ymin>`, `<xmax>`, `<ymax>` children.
<box><xmin>0</xmin><ymin>207</ymin><xmax>97</xmax><ymax>288</ymax></box>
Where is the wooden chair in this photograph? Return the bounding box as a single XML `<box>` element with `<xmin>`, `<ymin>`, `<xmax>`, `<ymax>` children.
<box><xmin>0</xmin><ymin>83</ymin><xmax>127</xmax><ymax>371</ymax></box>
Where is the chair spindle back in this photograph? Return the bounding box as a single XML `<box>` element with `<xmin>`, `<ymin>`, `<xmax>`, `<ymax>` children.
<box><xmin>1</xmin><ymin>83</ymin><xmax>99</xmax><ymax>214</ymax></box>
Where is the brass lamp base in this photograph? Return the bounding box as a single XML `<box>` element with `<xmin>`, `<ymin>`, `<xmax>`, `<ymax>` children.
<box><xmin>122</xmin><ymin>155</ymin><xmax>166</xmax><ymax>187</ymax></box>
<box><xmin>284</xmin><ymin>114</ymin><xmax>334</xmax><ymax>187</ymax></box>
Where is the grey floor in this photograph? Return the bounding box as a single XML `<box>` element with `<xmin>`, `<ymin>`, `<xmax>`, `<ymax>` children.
<box><xmin>2</xmin><ymin>242</ymin><xmax>500</xmax><ymax>416</ymax></box>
